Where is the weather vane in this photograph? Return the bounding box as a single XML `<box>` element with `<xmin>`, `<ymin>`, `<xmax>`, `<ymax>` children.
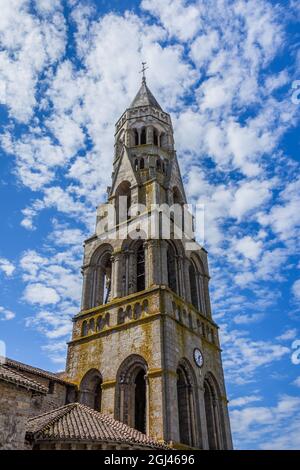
<box><xmin>140</xmin><ymin>61</ymin><xmax>149</xmax><ymax>83</ymax></box>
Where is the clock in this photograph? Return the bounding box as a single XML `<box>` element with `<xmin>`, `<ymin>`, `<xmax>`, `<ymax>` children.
<box><xmin>193</xmin><ymin>348</ymin><xmax>204</xmax><ymax>368</ymax></box>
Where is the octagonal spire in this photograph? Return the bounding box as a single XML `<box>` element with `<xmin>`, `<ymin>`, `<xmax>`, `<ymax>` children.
<box><xmin>130</xmin><ymin>78</ymin><xmax>162</xmax><ymax>110</ymax></box>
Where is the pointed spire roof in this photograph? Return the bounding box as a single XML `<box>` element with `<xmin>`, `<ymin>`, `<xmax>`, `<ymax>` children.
<box><xmin>130</xmin><ymin>78</ymin><xmax>162</xmax><ymax>110</ymax></box>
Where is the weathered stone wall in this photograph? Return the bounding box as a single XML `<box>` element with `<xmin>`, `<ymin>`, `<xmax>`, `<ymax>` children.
<box><xmin>0</xmin><ymin>381</ymin><xmax>43</xmax><ymax>450</ymax></box>
<box><xmin>6</xmin><ymin>369</ymin><xmax>70</xmax><ymax>412</ymax></box>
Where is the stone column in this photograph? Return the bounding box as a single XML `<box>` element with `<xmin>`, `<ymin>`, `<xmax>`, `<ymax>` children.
<box><xmin>127</xmin><ymin>249</ymin><xmax>136</xmax><ymax>294</ymax></box>
<box><xmin>203</xmin><ymin>276</ymin><xmax>212</xmax><ymax>317</ymax></box>
<box><xmin>177</xmin><ymin>255</ymin><xmax>186</xmax><ymax>299</ymax></box>
<box><xmin>101</xmin><ymin>382</ymin><xmax>115</xmax><ymax>417</ymax></box>
<box><xmin>144</xmin><ymin>240</ymin><xmax>160</xmax><ymax>287</ymax></box>
<box><xmin>198</xmin><ymin>386</ymin><xmax>209</xmax><ymax>449</ymax></box>
<box><xmin>184</xmin><ymin>259</ymin><xmax>192</xmax><ymax>303</ymax></box>
<box><xmin>198</xmin><ymin>274</ymin><xmax>206</xmax><ymax>315</ymax></box>
<box><xmin>147</xmin><ymin>373</ymin><xmax>165</xmax><ymax>441</ymax></box>
<box><xmin>145</xmin><ymin>373</ymin><xmax>150</xmax><ymax>435</ymax></box>
<box><xmin>160</xmin><ymin>241</ymin><xmax>168</xmax><ymax>286</ymax></box>
<box><xmin>147</xmin><ymin>126</ymin><xmax>153</xmax><ymax>144</ymax></box>
<box><xmin>111</xmin><ymin>252</ymin><xmax>122</xmax><ymax>299</ymax></box>
<box><xmin>81</xmin><ymin>266</ymin><xmax>91</xmax><ymax>310</ymax></box>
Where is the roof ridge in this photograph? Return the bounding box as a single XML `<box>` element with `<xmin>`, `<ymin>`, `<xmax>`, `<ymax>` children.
<box><xmin>28</xmin><ymin>402</ymin><xmax>76</xmax><ymax>424</ymax></box>
<box><xmin>26</xmin><ymin>402</ymin><xmax>169</xmax><ymax>448</ymax></box>
<box><xmin>0</xmin><ymin>364</ymin><xmax>48</xmax><ymax>393</ymax></box>
<box><xmin>2</xmin><ymin>356</ymin><xmax>74</xmax><ymax>385</ymax></box>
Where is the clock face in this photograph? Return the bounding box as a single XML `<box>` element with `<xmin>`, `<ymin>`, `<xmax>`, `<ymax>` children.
<box><xmin>193</xmin><ymin>348</ymin><xmax>204</xmax><ymax>368</ymax></box>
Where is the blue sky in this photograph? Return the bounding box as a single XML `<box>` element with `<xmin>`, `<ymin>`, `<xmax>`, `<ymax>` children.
<box><xmin>0</xmin><ymin>0</ymin><xmax>299</xmax><ymax>449</ymax></box>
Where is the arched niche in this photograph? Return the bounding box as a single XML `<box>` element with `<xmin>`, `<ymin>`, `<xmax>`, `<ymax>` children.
<box><xmin>79</xmin><ymin>369</ymin><xmax>103</xmax><ymax>411</ymax></box>
<box><xmin>115</xmin><ymin>180</ymin><xmax>131</xmax><ymax>225</ymax></box>
<box><xmin>176</xmin><ymin>358</ymin><xmax>200</xmax><ymax>448</ymax></box>
<box><xmin>167</xmin><ymin>242</ymin><xmax>178</xmax><ymax>294</ymax></box>
<box><xmin>204</xmin><ymin>372</ymin><xmax>227</xmax><ymax>449</ymax></box>
<box><xmin>115</xmin><ymin>354</ymin><xmax>148</xmax><ymax>433</ymax></box>
<box><xmin>189</xmin><ymin>261</ymin><xmax>199</xmax><ymax>310</ymax></box>
<box><xmin>89</xmin><ymin>244</ymin><xmax>113</xmax><ymax>308</ymax></box>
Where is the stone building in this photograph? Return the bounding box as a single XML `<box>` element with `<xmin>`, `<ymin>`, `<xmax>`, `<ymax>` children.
<box><xmin>0</xmin><ymin>75</ymin><xmax>232</xmax><ymax>450</ymax></box>
<box><xmin>65</xmin><ymin>75</ymin><xmax>233</xmax><ymax>450</ymax></box>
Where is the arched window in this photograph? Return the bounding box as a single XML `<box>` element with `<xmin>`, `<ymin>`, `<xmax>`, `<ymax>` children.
<box><xmin>115</xmin><ymin>181</ymin><xmax>131</xmax><ymax>225</ymax></box>
<box><xmin>117</xmin><ymin>308</ymin><xmax>125</xmax><ymax>324</ymax></box>
<box><xmin>176</xmin><ymin>361</ymin><xmax>198</xmax><ymax>447</ymax></box>
<box><xmin>136</xmin><ymin>244</ymin><xmax>145</xmax><ymax>292</ymax></box>
<box><xmin>204</xmin><ymin>374</ymin><xmax>227</xmax><ymax>449</ymax></box>
<box><xmin>160</xmin><ymin>132</ymin><xmax>167</xmax><ymax>148</ymax></box>
<box><xmin>134</xmin><ymin>303</ymin><xmax>142</xmax><ymax>319</ymax></box>
<box><xmin>89</xmin><ymin>318</ymin><xmax>95</xmax><ymax>333</ymax></box>
<box><xmin>141</xmin><ymin>127</ymin><xmax>146</xmax><ymax>145</ymax></box>
<box><xmin>79</xmin><ymin>369</ymin><xmax>102</xmax><ymax>411</ymax></box>
<box><xmin>156</xmin><ymin>158</ymin><xmax>161</xmax><ymax>171</ymax></box>
<box><xmin>153</xmin><ymin>128</ymin><xmax>158</xmax><ymax>146</ymax></box>
<box><xmin>140</xmin><ymin>158</ymin><xmax>145</xmax><ymax>169</ymax></box>
<box><xmin>134</xmin><ymin>158</ymin><xmax>138</xmax><ymax>171</ymax></box>
<box><xmin>82</xmin><ymin>320</ymin><xmax>88</xmax><ymax>336</ymax></box>
<box><xmin>115</xmin><ymin>355</ymin><xmax>148</xmax><ymax>432</ymax></box>
<box><xmin>167</xmin><ymin>244</ymin><xmax>177</xmax><ymax>294</ymax></box>
<box><xmin>134</xmin><ymin>129</ymin><xmax>139</xmax><ymax>146</ymax></box>
<box><xmin>189</xmin><ymin>262</ymin><xmax>199</xmax><ymax>310</ymax></box>
<box><xmin>88</xmin><ymin>245</ymin><xmax>114</xmax><ymax>308</ymax></box>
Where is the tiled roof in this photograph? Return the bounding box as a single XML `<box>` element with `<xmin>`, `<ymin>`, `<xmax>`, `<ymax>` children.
<box><xmin>0</xmin><ymin>364</ymin><xmax>48</xmax><ymax>394</ymax></box>
<box><xmin>26</xmin><ymin>403</ymin><xmax>169</xmax><ymax>449</ymax></box>
<box><xmin>130</xmin><ymin>80</ymin><xmax>162</xmax><ymax>110</ymax></box>
<box><xmin>1</xmin><ymin>357</ymin><xmax>74</xmax><ymax>386</ymax></box>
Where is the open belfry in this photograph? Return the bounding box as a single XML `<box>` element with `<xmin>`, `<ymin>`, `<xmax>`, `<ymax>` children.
<box><xmin>64</xmin><ymin>72</ymin><xmax>233</xmax><ymax>450</ymax></box>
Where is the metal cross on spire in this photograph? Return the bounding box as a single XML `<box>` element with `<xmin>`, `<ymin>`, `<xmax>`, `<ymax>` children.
<box><xmin>140</xmin><ymin>61</ymin><xmax>149</xmax><ymax>83</ymax></box>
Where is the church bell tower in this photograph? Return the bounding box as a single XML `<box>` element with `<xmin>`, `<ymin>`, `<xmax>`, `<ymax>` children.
<box><xmin>65</xmin><ymin>72</ymin><xmax>233</xmax><ymax>450</ymax></box>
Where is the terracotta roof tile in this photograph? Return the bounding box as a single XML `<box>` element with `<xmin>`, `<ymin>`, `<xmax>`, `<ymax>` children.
<box><xmin>26</xmin><ymin>403</ymin><xmax>169</xmax><ymax>449</ymax></box>
<box><xmin>0</xmin><ymin>364</ymin><xmax>48</xmax><ymax>394</ymax></box>
<box><xmin>1</xmin><ymin>357</ymin><xmax>74</xmax><ymax>386</ymax></box>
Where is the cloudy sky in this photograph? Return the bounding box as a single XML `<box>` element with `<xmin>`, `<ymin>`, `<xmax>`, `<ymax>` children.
<box><xmin>0</xmin><ymin>0</ymin><xmax>299</xmax><ymax>449</ymax></box>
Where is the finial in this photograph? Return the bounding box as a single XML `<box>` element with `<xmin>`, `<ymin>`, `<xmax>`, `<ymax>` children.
<box><xmin>139</xmin><ymin>61</ymin><xmax>149</xmax><ymax>84</ymax></box>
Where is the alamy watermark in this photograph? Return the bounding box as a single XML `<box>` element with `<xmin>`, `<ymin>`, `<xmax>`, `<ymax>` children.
<box><xmin>96</xmin><ymin>199</ymin><xmax>205</xmax><ymax>250</ymax></box>
<box><xmin>291</xmin><ymin>339</ymin><xmax>300</xmax><ymax>365</ymax></box>
<box><xmin>291</xmin><ymin>80</ymin><xmax>300</xmax><ymax>104</ymax></box>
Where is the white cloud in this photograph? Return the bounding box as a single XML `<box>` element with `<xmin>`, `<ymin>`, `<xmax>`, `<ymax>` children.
<box><xmin>0</xmin><ymin>257</ymin><xmax>15</xmax><ymax>276</ymax></box>
<box><xmin>292</xmin><ymin>279</ymin><xmax>300</xmax><ymax>302</ymax></box>
<box><xmin>235</xmin><ymin>236</ymin><xmax>263</xmax><ymax>261</ymax></box>
<box><xmin>141</xmin><ymin>0</ymin><xmax>201</xmax><ymax>41</ymax></box>
<box><xmin>20</xmin><ymin>241</ymin><xmax>82</xmax><ymax>341</ymax></box>
<box><xmin>231</xmin><ymin>395</ymin><xmax>300</xmax><ymax>449</ymax></box>
<box><xmin>276</xmin><ymin>329</ymin><xmax>297</xmax><ymax>341</ymax></box>
<box><xmin>42</xmin><ymin>340</ymin><xmax>67</xmax><ymax>366</ymax></box>
<box><xmin>220</xmin><ymin>324</ymin><xmax>290</xmax><ymax>384</ymax></box>
<box><xmin>0</xmin><ymin>0</ymin><xmax>66</xmax><ymax>122</ymax></box>
<box><xmin>190</xmin><ymin>30</ymin><xmax>219</xmax><ymax>67</ymax></box>
<box><xmin>0</xmin><ymin>306</ymin><xmax>15</xmax><ymax>321</ymax></box>
<box><xmin>23</xmin><ymin>283</ymin><xmax>60</xmax><ymax>305</ymax></box>
<box><xmin>230</xmin><ymin>180</ymin><xmax>272</xmax><ymax>221</ymax></box>
<box><xmin>292</xmin><ymin>377</ymin><xmax>300</xmax><ymax>388</ymax></box>
<box><xmin>233</xmin><ymin>313</ymin><xmax>264</xmax><ymax>325</ymax></box>
<box><xmin>258</xmin><ymin>178</ymin><xmax>300</xmax><ymax>242</ymax></box>
<box><xmin>230</xmin><ymin>395</ymin><xmax>262</xmax><ymax>408</ymax></box>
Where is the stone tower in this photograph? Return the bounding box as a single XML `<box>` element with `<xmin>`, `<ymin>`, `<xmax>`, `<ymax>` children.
<box><xmin>65</xmin><ymin>75</ymin><xmax>233</xmax><ymax>450</ymax></box>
